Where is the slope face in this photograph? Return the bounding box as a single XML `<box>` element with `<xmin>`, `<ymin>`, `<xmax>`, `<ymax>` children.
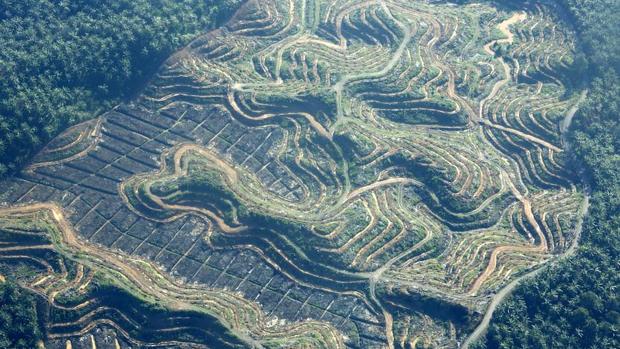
<box><xmin>0</xmin><ymin>0</ymin><xmax>586</xmax><ymax>348</ymax></box>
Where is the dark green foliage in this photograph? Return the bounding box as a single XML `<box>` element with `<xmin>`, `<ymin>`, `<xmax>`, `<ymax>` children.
<box><xmin>482</xmin><ymin>247</ymin><xmax>619</xmax><ymax>349</ymax></box>
<box><xmin>560</xmin><ymin>1</ymin><xmax>620</xmax><ymax>78</ymax></box>
<box><xmin>478</xmin><ymin>1</ymin><xmax>620</xmax><ymax>348</ymax></box>
<box><xmin>0</xmin><ymin>282</ymin><xmax>43</xmax><ymax>349</ymax></box>
<box><xmin>0</xmin><ymin>0</ymin><xmax>243</xmax><ymax>177</ymax></box>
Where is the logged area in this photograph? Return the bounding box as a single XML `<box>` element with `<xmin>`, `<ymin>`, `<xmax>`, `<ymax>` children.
<box><xmin>0</xmin><ymin>0</ymin><xmax>589</xmax><ymax>348</ymax></box>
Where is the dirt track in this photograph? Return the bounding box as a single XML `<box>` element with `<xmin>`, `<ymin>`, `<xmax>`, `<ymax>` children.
<box><xmin>479</xmin><ymin>12</ymin><xmax>528</xmax><ymax>121</ymax></box>
<box><xmin>461</xmin><ymin>91</ymin><xmax>591</xmax><ymax>348</ymax></box>
<box><xmin>0</xmin><ymin>202</ymin><xmax>345</xmax><ymax>349</ymax></box>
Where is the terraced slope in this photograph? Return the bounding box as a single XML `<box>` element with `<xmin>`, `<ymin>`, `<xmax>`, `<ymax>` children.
<box><xmin>0</xmin><ymin>0</ymin><xmax>586</xmax><ymax>348</ymax></box>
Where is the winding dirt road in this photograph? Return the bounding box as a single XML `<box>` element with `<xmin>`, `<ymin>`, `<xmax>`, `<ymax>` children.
<box><xmin>0</xmin><ymin>203</ymin><xmax>345</xmax><ymax>349</ymax></box>
<box><xmin>478</xmin><ymin>12</ymin><xmax>526</xmax><ymax>120</ymax></box>
<box><xmin>462</xmin><ymin>193</ymin><xmax>588</xmax><ymax>348</ymax></box>
<box><xmin>461</xmin><ymin>90</ymin><xmax>590</xmax><ymax>348</ymax></box>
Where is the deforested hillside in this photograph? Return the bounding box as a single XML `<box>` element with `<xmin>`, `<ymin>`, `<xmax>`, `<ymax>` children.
<box><xmin>474</xmin><ymin>0</ymin><xmax>620</xmax><ymax>348</ymax></box>
<box><xmin>0</xmin><ymin>0</ymin><xmax>596</xmax><ymax>348</ymax></box>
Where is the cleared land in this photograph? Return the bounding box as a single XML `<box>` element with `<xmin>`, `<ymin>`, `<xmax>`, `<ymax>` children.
<box><xmin>0</xmin><ymin>0</ymin><xmax>586</xmax><ymax>348</ymax></box>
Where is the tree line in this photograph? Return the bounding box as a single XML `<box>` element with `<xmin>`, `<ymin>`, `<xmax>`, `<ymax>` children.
<box><xmin>0</xmin><ymin>281</ymin><xmax>42</xmax><ymax>348</ymax></box>
<box><xmin>0</xmin><ymin>0</ymin><xmax>243</xmax><ymax>177</ymax></box>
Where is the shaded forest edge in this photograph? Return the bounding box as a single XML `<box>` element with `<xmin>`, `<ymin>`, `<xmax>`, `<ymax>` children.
<box><xmin>473</xmin><ymin>0</ymin><xmax>620</xmax><ymax>348</ymax></box>
<box><xmin>0</xmin><ymin>0</ymin><xmax>245</xmax><ymax>177</ymax></box>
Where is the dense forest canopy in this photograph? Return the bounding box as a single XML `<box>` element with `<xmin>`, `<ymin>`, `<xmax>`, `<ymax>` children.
<box><xmin>0</xmin><ymin>282</ymin><xmax>42</xmax><ymax>348</ymax></box>
<box><xmin>0</xmin><ymin>0</ymin><xmax>242</xmax><ymax>177</ymax></box>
